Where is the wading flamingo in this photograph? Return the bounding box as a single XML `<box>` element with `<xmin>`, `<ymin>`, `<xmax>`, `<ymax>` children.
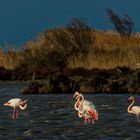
<box><xmin>128</xmin><ymin>96</ymin><xmax>140</xmax><ymax>122</ymax></box>
<box><xmin>4</xmin><ymin>98</ymin><xmax>27</xmax><ymax>119</ymax></box>
<box><xmin>73</xmin><ymin>91</ymin><xmax>98</xmax><ymax>124</ymax></box>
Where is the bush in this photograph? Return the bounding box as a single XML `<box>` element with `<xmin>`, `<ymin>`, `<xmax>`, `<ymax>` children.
<box><xmin>107</xmin><ymin>8</ymin><xmax>134</xmax><ymax>37</ymax></box>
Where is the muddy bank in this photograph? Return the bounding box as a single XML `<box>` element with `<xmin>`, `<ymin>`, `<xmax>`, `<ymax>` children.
<box><xmin>21</xmin><ymin>67</ymin><xmax>140</xmax><ymax>94</ymax></box>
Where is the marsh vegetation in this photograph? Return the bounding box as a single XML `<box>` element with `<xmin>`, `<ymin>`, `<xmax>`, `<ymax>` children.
<box><xmin>0</xmin><ymin>10</ymin><xmax>140</xmax><ymax>93</ymax></box>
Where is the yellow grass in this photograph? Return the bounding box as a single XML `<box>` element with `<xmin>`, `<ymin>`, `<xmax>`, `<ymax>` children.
<box><xmin>1</xmin><ymin>29</ymin><xmax>140</xmax><ymax>70</ymax></box>
<box><xmin>67</xmin><ymin>30</ymin><xmax>140</xmax><ymax>69</ymax></box>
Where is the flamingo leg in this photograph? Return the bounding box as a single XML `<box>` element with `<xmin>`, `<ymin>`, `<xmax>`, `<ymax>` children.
<box><xmin>16</xmin><ymin>110</ymin><xmax>19</xmax><ymax>119</ymax></box>
<box><xmin>12</xmin><ymin>108</ymin><xmax>16</xmax><ymax>119</ymax></box>
<box><xmin>88</xmin><ymin>118</ymin><xmax>90</xmax><ymax>123</ymax></box>
<box><xmin>84</xmin><ymin>118</ymin><xmax>87</xmax><ymax>124</ymax></box>
<box><xmin>137</xmin><ymin>114</ymin><xmax>140</xmax><ymax>122</ymax></box>
<box><xmin>92</xmin><ymin>119</ymin><xmax>95</xmax><ymax>124</ymax></box>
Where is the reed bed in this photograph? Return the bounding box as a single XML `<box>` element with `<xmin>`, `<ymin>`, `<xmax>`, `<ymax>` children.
<box><xmin>1</xmin><ymin>29</ymin><xmax>140</xmax><ymax>70</ymax></box>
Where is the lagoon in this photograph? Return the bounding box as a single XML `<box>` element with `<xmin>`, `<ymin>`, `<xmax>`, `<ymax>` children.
<box><xmin>0</xmin><ymin>82</ymin><xmax>139</xmax><ymax>139</ymax></box>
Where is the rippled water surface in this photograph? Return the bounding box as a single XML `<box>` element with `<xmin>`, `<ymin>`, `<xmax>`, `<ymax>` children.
<box><xmin>0</xmin><ymin>82</ymin><xmax>140</xmax><ymax>140</ymax></box>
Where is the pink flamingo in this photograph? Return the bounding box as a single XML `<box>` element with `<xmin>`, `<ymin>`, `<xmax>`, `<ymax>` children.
<box><xmin>128</xmin><ymin>96</ymin><xmax>140</xmax><ymax>122</ymax></box>
<box><xmin>4</xmin><ymin>98</ymin><xmax>27</xmax><ymax>119</ymax></box>
<box><xmin>73</xmin><ymin>91</ymin><xmax>98</xmax><ymax>124</ymax></box>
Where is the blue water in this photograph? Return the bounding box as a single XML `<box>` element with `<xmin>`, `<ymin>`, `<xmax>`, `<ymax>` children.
<box><xmin>0</xmin><ymin>82</ymin><xmax>139</xmax><ymax>139</ymax></box>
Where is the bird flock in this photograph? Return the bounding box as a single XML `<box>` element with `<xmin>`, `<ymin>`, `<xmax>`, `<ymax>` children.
<box><xmin>73</xmin><ymin>92</ymin><xmax>98</xmax><ymax>124</ymax></box>
<box><xmin>3</xmin><ymin>92</ymin><xmax>140</xmax><ymax>124</ymax></box>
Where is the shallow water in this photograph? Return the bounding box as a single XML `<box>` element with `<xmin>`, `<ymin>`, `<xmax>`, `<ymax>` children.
<box><xmin>0</xmin><ymin>82</ymin><xmax>140</xmax><ymax>140</ymax></box>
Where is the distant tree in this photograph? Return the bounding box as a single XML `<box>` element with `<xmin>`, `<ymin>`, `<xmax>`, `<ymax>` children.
<box><xmin>67</xmin><ymin>18</ymin><xmax>94</xmax><ymax>55</ymax></box>
<box><xmin>45</xmin><ymin>28</ymin><xmax>73</xmax><ymax>57</ymax></box>
<box><xmin>45</xmin><ymin>18</ymin><xmax>94</xmax><ymax>57</ymax></box>
<box><xmin>107</xmin><ymin>8</ymin><xmax>134</xmax><ymax>37</ymax></box>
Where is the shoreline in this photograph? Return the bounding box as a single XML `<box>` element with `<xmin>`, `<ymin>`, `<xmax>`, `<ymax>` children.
<box><xmin>0</xmin><ymin>66</ymin><xmax>140</xmax><ymax>94</ymax></box>
<box><xmin>18</xmin><ymin>67</ymin><xmax>140</xmax><ymax>94</ymax></box>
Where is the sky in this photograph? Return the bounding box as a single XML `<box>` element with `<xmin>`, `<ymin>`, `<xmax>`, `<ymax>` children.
<box><xmin>0</xmin><ymin>0</ymin><xmax>139</xmax><ymax>46</ymax></box>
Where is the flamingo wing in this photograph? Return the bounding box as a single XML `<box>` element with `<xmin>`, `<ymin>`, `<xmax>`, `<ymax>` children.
<box><xmin>8</xmin><ymin>98</ymin><xmax>22</xmax><ymax>107</ymax></box>
<box><xmin>131</xmin><ymin>106</ymin><xmax>140</xmax><ymax>114</ymax></box>
<box><xmin>78</xmin><ymin>100</ymin><xmax>96</xmax><ymax>117</ymax></box>
<box><xmin>83</xmin><ymin>100</ymin><xmax>96</xmax><ymax>111</ymax></box>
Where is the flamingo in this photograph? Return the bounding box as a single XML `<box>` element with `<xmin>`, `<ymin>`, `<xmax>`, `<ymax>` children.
<box><xmin>4</xmin><ymin>98</ymin><xmax>27</xmax><ymax>119</ymax></box>
<box><xmin>127</xmin><ymin>96</ymin><xmax>140</xmax><ymax>122</ymax></box>
<box><xmin>73</xmin><ymin>91</ymin><xmax>98</xmax><ymax>124</ymax></box>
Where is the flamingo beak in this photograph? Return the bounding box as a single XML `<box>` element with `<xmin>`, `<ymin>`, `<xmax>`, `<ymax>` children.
<box><xmin>73</xmin><ymin>94</ymin><xmax>76</xmax><ymax>98</ymax></box>
<box><xmin>73</xmin><ymin>92</ymin><xmax>80</xmax><ymax>99</ymax></box>
<box><xmin>4</xmin><ymin>102</ymin><xmax>9</xmax><ymax>106</ymax></box>
<box><xmin>73</xmin><ymin>94</ymin><xmax>79</xmax><ymax>100</ymax></box>
<box><xmin>73</xmin><ymin>93</ymin><xmax>77</xmax><ymax>99</ymax></box>
<box><xmin>128</xmin><ymin>98</ymin><xmax>132</xmax><ymax>103</ymax></box>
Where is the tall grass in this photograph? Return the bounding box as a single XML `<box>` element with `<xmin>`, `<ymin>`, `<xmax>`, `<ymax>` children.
<box><xmin>68</xmin><ymin>45</ymin><xmax>140</xmax><ymax>69</ymax></box>
<box><xmin>1</xmin><ymin>29</ymin><xmax>140</xmax><ymax>70</ymax></box>
<box><xmin>67</xmin><ymin>30</ymin><xmax>140</xmax><ymax>69</ymax></box>
<box><xmin>0</xmin><ymin>48</ymin><xmax>24</xmax><ymax>69</ymax></box>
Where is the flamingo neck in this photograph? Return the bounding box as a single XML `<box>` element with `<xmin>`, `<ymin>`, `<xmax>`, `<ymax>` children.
<box><xmin>74</xmin><ymin>94</ymin><xmax>84</xmax><ymax>112</ymax></box>
<box><xmin>127</xmin><ymin>99</ymin><xmax>134</xmax><ymax>113</ymax></box>
<box><xmin>78</xmin><ymin>111</ymin><xmax>83</xmax><ymax>118</ymax></box>
<box><xmin>19</xmin><ymin>104</ymin><xmax>27</xmax><ymax>110</ymax></box>
<box><xmin>74</xmin><ymin>98</ymin><xmax>80</xmax><ymax>110</ymax></box>
<box><xmin>78</xmin><ymin>94</ymin><xmax>85</xmax><ymax>113</ymax></box>
<box><xmin>80</xmin><ymin>94</ymin><xmax>84</xmax><ymax>105</ymax></box>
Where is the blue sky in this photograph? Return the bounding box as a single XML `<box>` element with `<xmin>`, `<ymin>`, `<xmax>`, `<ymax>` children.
<box><xmin>0</xmin><ymin>0</ymin><xmax>139</xmax><ymax>46</ymax></box>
